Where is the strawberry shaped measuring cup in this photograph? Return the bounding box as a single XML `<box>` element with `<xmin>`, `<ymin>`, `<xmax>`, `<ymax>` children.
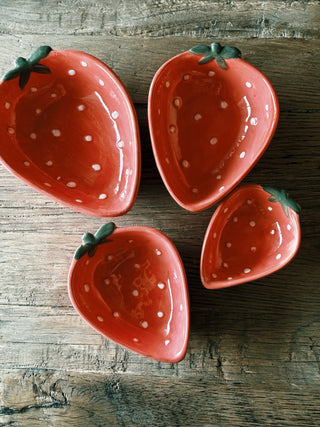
<box><xmin>148</xmin><ymin>42</ymin><xmax>279</xmax><ymax>211</ymax></box>
<box><xmin>68</xmin><ymin>223</ymin><xmax>190</xmax><ymax>363</ymax></box>
<box><xmin>200</xmin><ymin>184</ymin><xmax>301</xmax><ymax>289</ymax></box>
<box><xmin>0</xmin><ymin>46</ymin><xmax>140</xmax><ymax>216</ymax></box>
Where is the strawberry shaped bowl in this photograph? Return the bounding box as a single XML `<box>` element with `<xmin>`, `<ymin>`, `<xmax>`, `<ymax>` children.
<box><xmin>0</xmin><ymin>46</ymin><xmax>140</xmax><ymax>216</ymax></box>
<box><xmin>200</xmin><ymin>184</ymin><xmax>301</xmax><ymax>289</ymax></box>
<box><xmin>68</xmin><ymin>223</ymin><xmax>190</xmax><ymax>363</ymax></box>
<box><xmin>148</xmin><ymin>42</ymin><xmax>279</xmax><ymax>211</ymax></box>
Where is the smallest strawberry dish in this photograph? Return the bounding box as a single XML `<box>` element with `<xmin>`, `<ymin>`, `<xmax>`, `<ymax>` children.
<box><xmin>68</xmin><ymin>223</ymin><xmax>190</xmax><ymax>363</ymax></box>
<box><xmin>0</xmin><ymin>46</ymin><xmax>140</xmax><ymax>217</ymax></box>
<box><xmin>200</xmin><ymin>184</ymin><xmax>301</xmax><ymax>289</ymax></box>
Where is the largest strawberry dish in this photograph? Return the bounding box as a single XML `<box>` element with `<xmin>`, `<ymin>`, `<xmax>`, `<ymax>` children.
<box><xmin>148</xmin><ymin>42</ymin><xmax>279</xmax><ymax>211</ymax></box>
<box><xmin>0</xmin><ymin>46</ymin><xmax>140</xmax><ymax>216</ymax></box>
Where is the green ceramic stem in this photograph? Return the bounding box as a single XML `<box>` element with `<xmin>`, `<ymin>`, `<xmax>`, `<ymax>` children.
<box><xmin>189</xmin><ymin>42</ymin><xmax>241</xmax><ymax>69</ymax></box>
<box><xmin>262</xmin><ymin>186</ymin><xmax>301</xmax><ymax>217</ymax></box>
<box><xmin>74</xmin><ymin>223</ymin><xmax>116</xmax><ymax>260</ymax></box>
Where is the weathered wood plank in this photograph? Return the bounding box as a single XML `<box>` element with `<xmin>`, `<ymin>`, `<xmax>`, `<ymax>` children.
<box><xmin>0</xmin><ymin>0</ymin><xmax>318</xmax><ymax>39</ymax></box>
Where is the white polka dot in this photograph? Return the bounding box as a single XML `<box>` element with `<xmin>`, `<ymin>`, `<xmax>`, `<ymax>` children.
<box><xmin>219</xmin><ymin>186</ymin><xmax>225</xmax><ymax>191</ymax></box>
<box><xmin>77</xmin><ymin>104</ymin><xmax>85</xmax><ymax>111</ymax></box>
<box><xmin>56</xmin><ymin>176</ymin><xmax>61</xmax><ymax>180</ymax></box>
<box><xmin>226</xmin><ymin>242</ymin><xmax>232</xmax><ymax>248</ymax></box>
<box><xmin>52</xmin><ymin>129</ymin><xmax>61</xmax><ymax>137</ymax></box>
<box><xmin>250</xmin><ymin>117</ymin><xmax>258</xmax><ymax>126</ymax></box>
<box><xmin>141</xmin><ymin>321</ymin><xmax>148</xmax><ymax>329</ymax></box>
<box><xmin>157</xmin><ymin>311</ymin><xmax>164</xmax><ymax>318</ymax></box>
<box><xmin>192</xmin><ymin>187</ymin><xmax>199</xmax><ymax>193</ymax></box>
<box><xmin>165</xmin><ymin>157</ymin><xmax>170</xmax><ymax>164</ymax></box>
<box><xmin>35</xmin><ymin>108</ymin><xmax>42</xmax><ymax>115</ymax></box>
<box><xmin>51</xmin><ymin>93</ymin><xmax>57</xmax><ymax>98</ymax></box>
<box><xmin>169</xmin><ymin>125</ymin><xmax>176</xmax><ymax>134</ymax></box>
<box><xmin>250</xmin><ymin>246</ymin><xmax>257</xmax><ymax>253</ymax></box>
<box><xmin>29</xmin><ymin>133</ymin><xmax>37</xmax><ymax>140</ymax></box>
<box><xmin>210</xmin><ymin>137</ymin><xmax>218</xmax><ymax>145</ymax></box>
<box><xmin>75</xmin><ymin>199</ymin><xmax>83</xmax><ymax>203</ymax></box>
<box><xmin>84</xmin><ymin>135</ymin><xmax>92</xmax><ymax>142</ymax></box>
<box><xmin>222</xmin><ymin>262</ymin><xmax>228</xmax><ymax>268</ymax></box>
<box><xmin>84</xmin><ymin>284</ymin><xmax>90</xmax><ymax>292</ymax></box>
<box><xmin>287</xmin><ymin>224</ymin><xmax>292</xmax><ymax>231</ymax></box>
<box><xmin>246</xmin><ymin>199</ymin><xmax>253</xmax><ymax>205</ymax></box>
<box><xmin>133</xmin><ymin>338</ymin><xmax>139</xmax><ymax>343</ymax></box>
<box><xmin>4</xmin><ymin>102</ymin><xmax>11</xmax><ymax>109</ymax></box>
<box><xmin>249</xmin><ymin>221</ymin><xmax>256</xmax><ymax>227</ymax></box>
<box><xmin>134</xmin><ymin>263</ymin><xmax>140</xmax><ymax>269</ymax></box>
<box><xmin>113</xmin><ymin>312</ymin><xmax>120</xmax><ymax>318</ymax></box>
<box><xmin>208</xmin><ymin>70</ymin><xmax>215</xmax><ymax>77</ymax></box>
<box><xmin>45</xmin><ymin>160</ymin><xmax>53</xmax><ymax>166</ymax></box>
<box><xmin>183</xmin><ymin>74</ymin><xmax>191</xmax><ymax>80</ymax></box>
<box><xmin>99</xmin><ymin>193</ymin><xmax>107</xmax><ymax>200</ymax></box>
<box><xmin>24</xmin><ymin>161</ymin><xmax>30</xmax><ymax>167</ymax></box>
<box><xmin>268</xmin><ymin>206</ymin><xmax>273</xmax><ymax>211</ymax></box>
<box><xmin>165</xmin><ymin>339</ymin><xmax>170</xmax><ymax>346</ymax></box>
<box><xmin>211</xmin><ymin>273</ymin><xmax>218</xmax><ymax>279</ymax></box>
<box><xmin>173</xmin><ymin>97</ymin><xmax>181</xmax><ymax>107</ymax></box>
<box><xmin>213</xmin><ymin>232</ymin><xmax>217</xmax><ymax>238</ymax></box>
<box><xmin>194</xmin><ymin>113</ymin><xmax>202</xmax><ymax>121</ymax></box>
<box><xmin>104</xmin><ymin>278</ymin><xmax>111</xmax><ymax>285</ymax></box>
<box><xmin>81</xmin><ymin>61</ymin><xmax>88</xmax><ymax>67</ymax></box>
<box><xmin>99</xmin><ymin>79</ymin><xmax>104</xmax><ymax>86</ymax></box>
<box><xmin>112</xmin><ymin>111</ymin><xmax>119</xmax><ymax>119</ymax></box>
<box><xmin>68</xmin><ymin>69</ymin><xmax>76</xmax><ymax>76</ymax></box>
<box><xmin>92</xmin><ymin>164</ymin><xmax>101</xmax><ymax>171</ymax></box>
<box><xmin>220</xmin><ymin>101</ymin><xmax>228</xmax><ymax>109</ymax></box>
<box><xmin>227</xmin><ymin>277</ymin><xmax>233</xmax><ymax>281</ymax></box>
<box><xmin>182</xmin><ymin>160</ymin><xmax>190</xmax><ymax>168</ymax></box>
<box><xmin>224</xmin><ymin>208</ymin><xmax>229</xmax><ymax>213</ymax></box>
<box><xmin>240</xmin><ymin>151</ymin><xmax>246</xmax><ymax>158</ymax></box>
<box><xmin>233</xmin><ymin>216</ymin><xmax>238</xmax><ymax>222</ymax></box>
<box><xmin>7</xmin><ymin>127</ymin><xmax>15</xmax><ymax>134</ymax></box>
<box><xmin>132</xmin><ymin>290</ymin><xmax>139</xmax><ymax>297</ymax></box>
<box><xmin>276</xmin><ymin>253</ymin><xmax>282</xmax><ymax>260</ymax></box>
<box><xmin>30</xmin><ymin>87</ymin><xmax>37</xmax><ymax>92</ymax></box>
<box><xmin>97</xmin><ymin>316</ymin><xmax>104</xmax><ymax>322</ymax></box>
<box><xmin>165</xmin><ymin>81</ymin><xmax>170</xmax><ymax>87</ymax></box>
<box><xmin>158</xmin><ymin>282</ymin><xmax>165</xmax><ymax>290</ymax></box>
<box><xmin>244</xmin><ymin>268</ymin><xmax>251</xmax><ymax>274</ymax></box>
<box><xmin>66</xmin><ymin>182</ymin><xmax>76</xmax><ymax>188</ymax></box>
<box><xmin>216</xmin><ymin>175</ymin><xmax>222</xmax><ymax>180</ymax></box>
<box><xmin>155</xmin><ymin>249</ymin><xmax>162</xmax><ymax>256</ymax></box>
<box><xmin>128</xmin><ymin>239</ymin><xmax>133</xmax><ymax>244</ymax></box>
<box><xmin>270</xmin><ymin>229</ymin><xmax>275</xmax><ymax>235</ymax></box>
<box><xmin>44</xmin><ymin>182</ymin><xmax>51</xmax><ymax>187</ymax></box>
<box><xmin>246</xmin><ymin>82</ymin><xmax>252</xmax><ymax>88</ymax></box>
<box><xmin>107</xmin><ymin>255</ymin><xmax>114</xmax><ymax>261</ymax></box>
<box><xmin>117</xmin><ymin>141</ymin><xmax>124</xmax><ymax>148</ymax></box>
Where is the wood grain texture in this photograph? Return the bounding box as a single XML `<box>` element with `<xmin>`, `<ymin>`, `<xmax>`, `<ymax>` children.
<box><xmin>1</xmin><ymin>0</ymin><xmax>320</xmax><ymax>425</ymax></box>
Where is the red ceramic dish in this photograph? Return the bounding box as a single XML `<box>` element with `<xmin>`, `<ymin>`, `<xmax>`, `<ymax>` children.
<box><xmin>200</xmin><ymin>184</ymin><xmax>301</xmax><ymax>289</ymax></box>
<box><xmin>68</xmin><ymin>223</ymin><xmax>190</xmax><ymax>363</ymax></box>
<box><xmin>0</xmin><ymin>46</ymin><xmax>140</xmax><ymax>216</ymax></box>
<box><xmin>148</xmin><ymin>42</ymin><xmax>279</xmax><ymax>211</ymax></box>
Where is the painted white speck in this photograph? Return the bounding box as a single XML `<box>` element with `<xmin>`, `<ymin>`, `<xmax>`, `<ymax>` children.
<box><xmin>29</xmin><ymin>133</ymin><xmax>37</xmax><ymax>140</ymax></box>
<box><xmin>141</xmin><ymin>321</ymin><xmax>148</xmax><ymax>329</ymax></box>
<box><xmin>97</xmin><ymin>316</ymin><xmax>104</xmax><ymax>322</ymax></box>
<box><xmin>246</xmin><ymin>199</ymin><xmax>253</xmax><ymax>205</ymax></box>
<box><xmin>213</xmin><ymin>232</ymin><xmax>217</xmax><ymax>238</ymax></box>
<box><xmin>99</xmin><ymin>79</ymin><xmax>105</xmax><ymax>86</ymax></box>
<box><xmin>30</xmin><ymin>87</ymin><xmax>37</xmax><ymax>92</ymax></box>
<box><xmin>220</xmin><ymin>101</ymin><xmax>228</xmax><ymax>109</ymax></box>
<box><xmin>75</xmin><ymin>199</ymin><xmax>83</xmax><ymax>203</ymax></box>
<box><xmin>117</xmin><ymin>141</ymin><xmax>124</xmax><ymax>148</ymax></box>
<box><xmin>233</xmin><ymin>216</ymin><xmax>238</xmax><ymax>222</ymax></box>
<box><xmin>192</xmin><ymin>187</ymin><xmax>199</xmax><ymax>193</ymax></box>
<box><xmin>56</xmin><ymin>176</ymin><xmax>61</xmax><ymax>181</ymax></box>
<box><xmin>107</xmin><ymin>255</ymin><xmax>114</xmax><ymax>261</ymax></box>
<box><xmin>66</xmin><ymin>181</ymin><xmax>76</xmax><ymax>188</ymax></box>
<box><xmin>128</xmin><ymin>239</ymin><xmax>133</xmax><ymax>244</ymax></box>
<box><xmin>4</xmin><ymin>102</ymin><xmax>10</xmax><ymax>109</ymax></box>
<box><xmin>246</xmin><ymin>82</ymin><xmax>252</xmax><ymax>88</ymax></box>
<box><xmin>182</xmin><ymin>160</ymin><xmax>190</xmax><ymax>168</ymax></box>
<box><xmin>165</xmin><ymin>339</ymin><xmax>170</xmax><ymax>346</ymax></box>
<box><xmin>52</xmin><ymin>129</ymin><xmax>61</xmax><ymax>137</ymax></box>
<box><xmin>51</xmin><ymin>93</ymin><xmax>57</xmax><ymax>98</ymax></box>
<box><xmin>68</xmin><ymin>69</ymin><xmax>76</xmax><ymax>76</ymax></box>
<box><xmin>219</xmin><ymin>186</ymin><xmax>225</xmax><ymax>191</ymax></box>
<box><xmin>173</xmin><ymin>98</ymin><xmax>181</xmax><ymax>107</ymax></box>
<box><xmin>268</xmin><ymin>206</ymin><xmax>273</xmax><ymax>211</ymax></box>
<box><xmin>85</xmin><ymin>260</ymin><xmax>90</xmax><ymax>266</ymax></box>
<box><xmin>224</xmin><ymin>208</ymin><xmax>229</xmax><ymax>213</ymax></box>
<box><xmin>157</xmin><ymin>311</ymin><xmax>164</xmax><ymax>318</ymax></box>
<box><xmin>227</xmin><ymin>277</ymin><xmax>233</xmax><ymax>281</ymax></box>
<box><xmin>7</xmin><ymin>127</ymin><xmax>15</xmax><ymax>135</ymax></box>
<box><xmin>240</xmin><ymin>151</ymin><xmax>246</xmax><ymax>158</ymax></box>
<box><xmin>270</xmin><ymin>229</ymin><xmax>275</xmax><ymax>235</ymax></box>
<box><xmin>132</xmin><ymin>290</ymin><xmax>139</xmax><ymax>297</ymax></box>
<box><xmin>210</xmin><ymin>137</ymin><xmax>218</xmax><ymax>145</ymax></box>
<box><xmin>92</xmin><ymin>164</ymin><xmax>101</xmax><ymax>171</ymax></box>
<box><xmin>77</xmin><ymin>104</ymin><xmax>85</xmax><ymax>111</ymax></box>
<box><xmin>45</xmin><ymin>160</ymin><xmax>53</xmax><ymax>166</ymax></box>
<box><xmin>158</xmin><ymin>108</ymin><xmax>161</xmax><ymax>115</ymax></box>
<box><xmin>24</xmin><ymin>161</ymin><xmax>30</xmax><ymax>167</ymax></box>
<box><xmin>211</xmin><ymin>273</ymin><xmax>218</xmax><ymax>279</ymax></box>
<box><xmin>222</xmin><ymin>262</ymin><xmax>229</xmax><ymax>268</ymax></box>
<box><xmin>287</xmin><ymin>224</ymin><xmax>292</xmax><ymax>231</ymax></box>
<box><xmin>165</xmin><ymin>157</ymin><xmax>170</xmax><ymax>164</ymax></box>
<box><xmin>113</xmin><ymin>312</ymin><xmax>120</xmax><ymax>318</ymax></box>
<box><xmin>249</xmin><ymin>220</ymin><xmax>256</xmax><ymax>227</ymax></box>
<box><xmin>81</xmin><ymin>61</ymin><xmax>88</xmax><ymax>67</ymax></box>
<box><xmin>134</xmin><ymin>263</ymin><xmax>140</xmax><ymax>269</ymax></box>
<box><xmin>84</xmin><ymin>284</ymin><xmax>90</xmax><ymax>292</ymax></box>
<box><xmin>276</xmin><ymin>253</ymin><xmax>282</xmax><ymax>260</ymax></box>
<box><xmin>250</xmin><ymin>117</ymin><xmax>258</xmax><ymax>125</ymax></box>
<box><xmin>112</xmin><ymin>111</ymin><xmax>119</xmax><ymax>119</ymax></box>
<box><xmin>250</xmin><ymin>246</ymin><xmax>257</xmax><ymax>253</ymax></box>
<box><xmin>44</xmin><ymin>182</ymin><xmax>51</xmax><ymax>187</ymax></box>
<box><xmin>133</xmin><ymin>338</ymin><xmax>139</xmax><ymax>343</ymax></box>
<box><xmin>194</xmin><ymin>113</ymin><xmax>202</xmax><ymax>121</ymax></box>
<box><xmin>169</xmin><ymin>125</ymin><xmax>176</xmax><ymax>134</ymax></box>
<box><xmin>104</xmin><ymin>278</ymin><xmax>111</xmax><ymax>285</ymax></box>
<box><xmin>36</xmin><ymin>108</ymin><xmax>42</xmax><ymax>115</ymax></box>
<box><xmin>208</xmin><ymin>70</ymin><xmax>215</xmax><ymax>77</ymax></box>
<box><xmin>99</xmin><ymin>193</ymin><xmax>107</xmax><ymax>200</ymax></box>
<box><xmin>84</xmin><ymin>135</ymin><xmax>92</xmax><ymax>142</ymax></box>
<box><xmin>216</xmin><ymin>175</ymin><xmax>222</xmax><ymax>180</ymax></box>
<box><xmin>165</xmin><ymin>81</ymin><xmax>170</xmax><ymax>87</ymax></box>
<box><xmin>244</xmin><ymin>268</ymin><xmax>251</xmax><ymax>274</ymax></box>
<box><xmin>226</xmin><ymin>242</ymin><xmax>232</xmax><ymax>248</ymax></box>
<box><xmin>155</xmin><ymin>249</ymin><xmax>162</xmax><ymax>256</ymax></box>
<box><xmin>183</xmin><ymin>74</ymin><xmax>191</xmax><ymax>80</ymax></box>
<box><xmin>158</xmin><ymin>282</ymin><xmax>165</xmax><ymax>290</ymax></box>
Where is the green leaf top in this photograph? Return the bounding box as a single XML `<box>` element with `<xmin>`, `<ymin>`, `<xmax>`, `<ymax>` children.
<box><xmin>3</xmin><ymin>45</ymin><xmax>53</xmax><ymax>89</ymax></box>
<box><xmin>74</xmin><ymin>222</ymin><xmax>116</xmax><ymax>260</ymax></box>
<box><xmin>189</xmin><ymin>42</ymin><xmax>241</xmax><ymax>69</ymax></box>
<box><xmin>262</xmin><ymin>186</ymin><xmax>301</xmax><ymax>217</ymax></box>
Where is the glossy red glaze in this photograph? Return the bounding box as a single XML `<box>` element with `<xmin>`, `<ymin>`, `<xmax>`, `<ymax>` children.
<box><xmin>68</xmin><ymin>225</ymin><xmax>190</xmax><ymax>363</ymax></box>
<box><xmin>148</xmin><ymin>51</ymin><xmax>279</xmax><ymax>211</ymax></box>
<box><xmin>200</xmin><ymin>184</ymin><xmax>301</xmax><ymax>289</ymax></box>
<box><xmin>0</xmin><ymin>49</ymin><xmax>140</xmax><ymax>216</ymax></box>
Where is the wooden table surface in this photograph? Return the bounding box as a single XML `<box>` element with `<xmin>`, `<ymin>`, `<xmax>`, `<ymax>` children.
<box><xmin>0</xmin><ymin>1</ymin><xmax>319</xmax><ymax>426</ymax></box>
